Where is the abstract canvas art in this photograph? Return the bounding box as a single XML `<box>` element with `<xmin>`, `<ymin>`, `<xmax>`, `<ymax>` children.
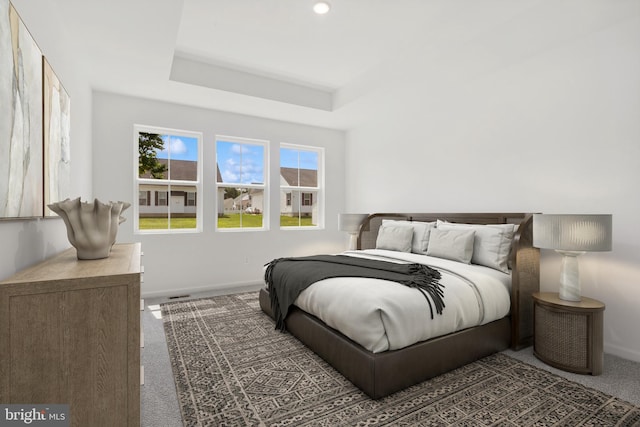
<box><xmin>43</xmin><ymin>58</ymin><xmax>71</xmax><ymax>216</ymax></box>
<box><xmin>0</xmin><ymin>0</ymin><xmax>44</xmax><ymax>218</ymax></box>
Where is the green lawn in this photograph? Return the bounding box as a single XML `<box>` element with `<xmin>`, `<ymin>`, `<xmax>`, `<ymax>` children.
<box><xmin>217</xmin><ymin>214</ymin><xmax>263</xmax><ymax>228</ymax></box>
<box><xmin>139</xmin><ymin>214</ymin><xmax>315</xmax><ymax>230</ymax></box>
<box><xmin>279</xmin><ymin>215</ymin><xmax>315</xmax><ymax>227</ymax></box>
<box><xmin>138</xmin><ymin>217</ymin><xmax>198</xmax><ymax>229</ymax></box>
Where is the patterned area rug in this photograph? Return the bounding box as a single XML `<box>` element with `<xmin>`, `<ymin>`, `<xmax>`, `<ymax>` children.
<box><xmin>162</xmin><ymin>292</ymin><xmax>640</xmax><ymax>426</ymax></box>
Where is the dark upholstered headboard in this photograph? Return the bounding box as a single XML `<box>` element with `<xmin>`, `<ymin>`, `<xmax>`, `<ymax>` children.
<box><xmin>356</xmin><ymin>212</ymin><xmax>540</xmax><ymax>350</ymax></box>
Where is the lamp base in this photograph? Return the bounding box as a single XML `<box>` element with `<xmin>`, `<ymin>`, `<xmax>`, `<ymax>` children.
<box><xmin>558</xmin><ymin>250</ymin><xmax>585</xmax><ymax>302</ymax></box>
<box><xmin>348</xmin><ymin>233</ymin><xmax>358</xmax><ymax>251</ymax></box>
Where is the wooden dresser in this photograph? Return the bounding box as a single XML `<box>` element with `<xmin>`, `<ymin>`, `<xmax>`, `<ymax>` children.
<box><xmin>0</xmin><ymin>243</ymin><xmax>141</xmax><ymax>427</ymax></box>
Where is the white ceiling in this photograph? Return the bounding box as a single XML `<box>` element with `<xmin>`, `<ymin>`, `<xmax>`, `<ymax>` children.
<box><xmin>37</xmin><ymin>0</ymin><xmax>631</xmax><ymax>130</ymax></box>
<box><xmin>176</xmin><ymin>0</ymin><xmax>443</xmax><ymax>90</ymax></box>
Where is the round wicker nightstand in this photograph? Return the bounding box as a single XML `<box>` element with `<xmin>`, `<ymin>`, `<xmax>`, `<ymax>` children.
<box><xmin>532</xmin><ymin>292</ymin><xmax>605</xmax><ymax>375</ymax></box>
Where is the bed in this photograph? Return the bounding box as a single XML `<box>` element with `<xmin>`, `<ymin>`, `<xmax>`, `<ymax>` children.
<box><xmin>259</xmin><ymin>212</ymin><xmax>539</xmax><ymax>399</ymax></box>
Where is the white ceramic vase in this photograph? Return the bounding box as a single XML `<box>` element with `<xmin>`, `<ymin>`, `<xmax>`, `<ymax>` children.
<box><xmin>48</xmin><ymin>197</ymin><xmax>131</xmax><ymax>260</ymax></box>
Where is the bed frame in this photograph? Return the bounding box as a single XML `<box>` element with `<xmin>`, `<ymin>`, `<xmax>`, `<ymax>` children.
<box><xmin>259</xmin><ymin>212</ymin><xmax>539</xmax><ymax>399</ymax></box>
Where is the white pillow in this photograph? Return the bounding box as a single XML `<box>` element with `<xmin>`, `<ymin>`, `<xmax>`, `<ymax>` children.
<box><xmin>436</xmin><ymin>220</ymin><xmax>515</xmax><ymax>273</ymax></box>
<box><xmin>381</xmin><ymin>220</ymin><xmax>435</xmax><ymax>254</ymax></box>
<box><xmin>426</xmin><ymin>228</ymin><xmax>475</xmax><ymax>263</ymax></box>
<box><xmin>375</xmin><ymin>224</ymin><xmax>413</xmax><ymax>252</ymax></box>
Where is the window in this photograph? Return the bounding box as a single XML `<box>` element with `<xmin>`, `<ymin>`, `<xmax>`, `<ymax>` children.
<box><xmin>186</xmin><ymin>192</ymin><xmax>196</xmax><ymax>207</ymax></box>
<box><xmin>280</xmin><ymin>144</ymin><xmax>323</xmax><ymax>228</ymax></box>
<box><xmin>216</xmin><ymin>136</ymin><xmax>268</xmax><ymax>230</ymax></box>
<box><xmin>134</xmin><ymin>125</ymin><xmax>202</xmax><ymax>233</ymax></box>
<box><xmin>139</xmin><ymin>191</ymin><xmax>149</xmax><ymax>206</ymax></box>
<box><xmin>157</xmin><ymin>191</ymin><xmax>168</xmax><ymax>206</ymax></box>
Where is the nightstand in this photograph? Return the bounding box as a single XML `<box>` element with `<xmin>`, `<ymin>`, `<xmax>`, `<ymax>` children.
<box><xmin>532</xmin><ymin>292</ymin><xmax>604</xmax><ymax>375</ymax></box>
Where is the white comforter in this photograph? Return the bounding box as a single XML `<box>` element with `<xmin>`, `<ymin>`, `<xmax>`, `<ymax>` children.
<box><xmin>293</xmin><ymin>249</ymin><xmax>511</xmax><ymax>353</ymax></box>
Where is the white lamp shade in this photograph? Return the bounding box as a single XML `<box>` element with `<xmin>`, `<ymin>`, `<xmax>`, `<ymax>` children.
<box><xmin>533</xmin><ymin>214</ymin><xmax>612</xmax><ymax>252</ymax></box>
<box><xmin>338</xmin><ymin>213</ymin><xmax>368</xmax><ymax>233</ymax></box>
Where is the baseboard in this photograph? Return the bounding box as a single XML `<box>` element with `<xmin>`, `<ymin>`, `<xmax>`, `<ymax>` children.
<box><xmin>141</xmin><ymin>280</ymin><xmax>264</xmax><ymax>299</ymax></box>
<box><xmin>605</xmin><ymin>342</ymin><xmax>640</xmax><ymax>363</ymax></box>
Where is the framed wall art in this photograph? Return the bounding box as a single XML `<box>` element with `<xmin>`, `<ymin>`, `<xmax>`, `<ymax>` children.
<box><xmin>43</xmin><ymin>57</ymin><xmax>71</xmax><ymax>216</ymax></box>
<box><xmin>0</xmin><ymin>0</ymin><xmax>44</xmax><ymax>219</ymax></box>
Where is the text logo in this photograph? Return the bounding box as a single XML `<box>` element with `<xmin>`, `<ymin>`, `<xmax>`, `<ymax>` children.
<box><xmin>0</xmin><ymin>405</ymin><xmax>69</xmax><ymax>427</ymax></box>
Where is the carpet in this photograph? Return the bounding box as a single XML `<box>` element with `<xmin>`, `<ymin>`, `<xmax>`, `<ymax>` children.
<box><xmin>162</xmin><ymin>292</ymin><xmax>640</xmax><ymax>426</ymax></box>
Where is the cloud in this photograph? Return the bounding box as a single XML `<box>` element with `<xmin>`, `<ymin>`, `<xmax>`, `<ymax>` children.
<box><xmin>221</xmin><ymin>157</ymin><xmax>263</xmax><ymax>184</ymax></box>
<box><xmin>170</xmin><ymin>138</ymin><xmax>188</xmax><ymax>155</ymax></box>
<box><xmin>231</xmin><ymin>144</ymin><xmax>250</xmax><ymax>155</ymax></box>
<box><xmin>217</xmin><ymin>141</ymin><xmax>265</xmax><ymax>184</ymax></box>
<box><xmin>162</xmin><ymin>137</ymin><xmax>188</xmax><ymax>155</ymax></box>
<box><xmin>159</xmin><ymin>137</ymin><xmax>189</xmax><ymax>156</ymax></box>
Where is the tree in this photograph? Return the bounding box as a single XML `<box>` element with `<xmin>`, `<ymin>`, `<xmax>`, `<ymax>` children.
<box><xmin>138</xmin><ymin>132</ymin><xmax>167</xmax><ymax>178</ymax></box>
<box><xmin>224</xmin><ymin>187</ymin><xmax>240</xmax><ymax>200</ymax></box>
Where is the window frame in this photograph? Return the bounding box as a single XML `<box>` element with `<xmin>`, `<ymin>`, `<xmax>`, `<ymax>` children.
<box><xmin>279</xmin><ymin>143</ymin><xmax>324</xmax><ymax>230</ymax></box>
<box><xmin>215</xmin><ymin>135</ymin><xmax>269</xmax><ymax>232</ymax></box>
<box><xmin>133</xmin><ymin>124</ymin><xmax>203</xmax><ymax>234</ymax></box>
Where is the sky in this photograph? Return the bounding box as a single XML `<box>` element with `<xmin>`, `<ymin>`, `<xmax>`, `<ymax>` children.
<box><xmin>154</xmin><ymin>135</ymin><xmax>318</xmax><ymax>185</ymax></box>
<box><xmin>280</xmin><ymin>147</ymin><xmax>318</xmax><ymax>171</ymax></box>
<box><xmin>156</xmin><ymin>135</ymin><xmax>198</xmax><ymax>161</ymax></box>
<box><xmin>216</xmin><ymin>141</ymin><xmax>319</xmax><ymax>185</ymax></box>
<box><xmin>217</xmin><ymin>141</ymin><xmax>265</xmax><ymax>184</ymax></box>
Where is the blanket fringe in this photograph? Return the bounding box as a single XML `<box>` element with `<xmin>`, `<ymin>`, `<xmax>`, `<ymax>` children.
<box><xmin>407</xmin><ymin>264</ymin><xmax>444</xmax><ymax>319</ymax></box>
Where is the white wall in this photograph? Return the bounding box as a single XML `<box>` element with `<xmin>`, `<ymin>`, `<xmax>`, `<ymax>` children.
<box><xmin>344</xmin><ymin>7</ymin><xmax>640</xmax><ymax>361</ymax></box>
<box><xmin>92</xmin><ymin>92</ymin><xmax>346</xmax><ymax>297</ymax></box>
<box><xmin>0</xmin><ymin>0</ymin><xmax>92</xmax><ymax>281</ymax></box>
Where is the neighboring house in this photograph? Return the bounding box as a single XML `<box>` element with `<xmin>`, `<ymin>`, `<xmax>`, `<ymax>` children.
<box><xmin>279</xmin><ymin>167</ymin><xmax>317</xmax><ymax>218</ymax></box>
<box><xmin>217</xmin><ymin>165</ymin><xmax>315</xmax><ymax>218</ymax></box>
<box><xmin>140</xmin><ymin>160</ymin><xmax>314</xmax><ymax>218</ymax></box>
<box><xmin>231</xmin><ymin>191</ymin><xmax>264</xmax><ymax>213</ymax></box>
<box><xmin>216</xmin><ymin>166</ymin><xmax>225</xmax><ymax>217</ymax></box>
<box><xmin>139</xmin><ymin>159</ymin><xmax>207</xmax><ymax>218</ymax></box>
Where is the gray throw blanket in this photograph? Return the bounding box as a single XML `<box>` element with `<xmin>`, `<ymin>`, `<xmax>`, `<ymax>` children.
<box><xmin>264</xmin><ymin>255</ymin><xmax>443</xmax><ymax>332</ymax></box>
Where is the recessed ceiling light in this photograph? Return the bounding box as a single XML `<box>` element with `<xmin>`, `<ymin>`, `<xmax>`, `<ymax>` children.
<box><xmin>313</xmin><ymin>1</ymin><xmax>331</xmax><ymax>15</ymax></box>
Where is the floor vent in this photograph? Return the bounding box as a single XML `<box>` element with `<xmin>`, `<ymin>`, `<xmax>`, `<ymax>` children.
<box><xmin>168</xmin><ymin>295</ymin><xmax>191</xmax><ymax>299</ymax></box>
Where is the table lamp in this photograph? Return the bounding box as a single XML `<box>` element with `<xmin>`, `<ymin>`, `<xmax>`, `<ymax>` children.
<box><xmin>533</xmin><ymin>214</ymin><xmax>612</xmax><ymax>301</ymax></box>
<box><xmin>338</xmin><ymin>213</ymin><xmax>368</xmax><ymax>250</ymax></box>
